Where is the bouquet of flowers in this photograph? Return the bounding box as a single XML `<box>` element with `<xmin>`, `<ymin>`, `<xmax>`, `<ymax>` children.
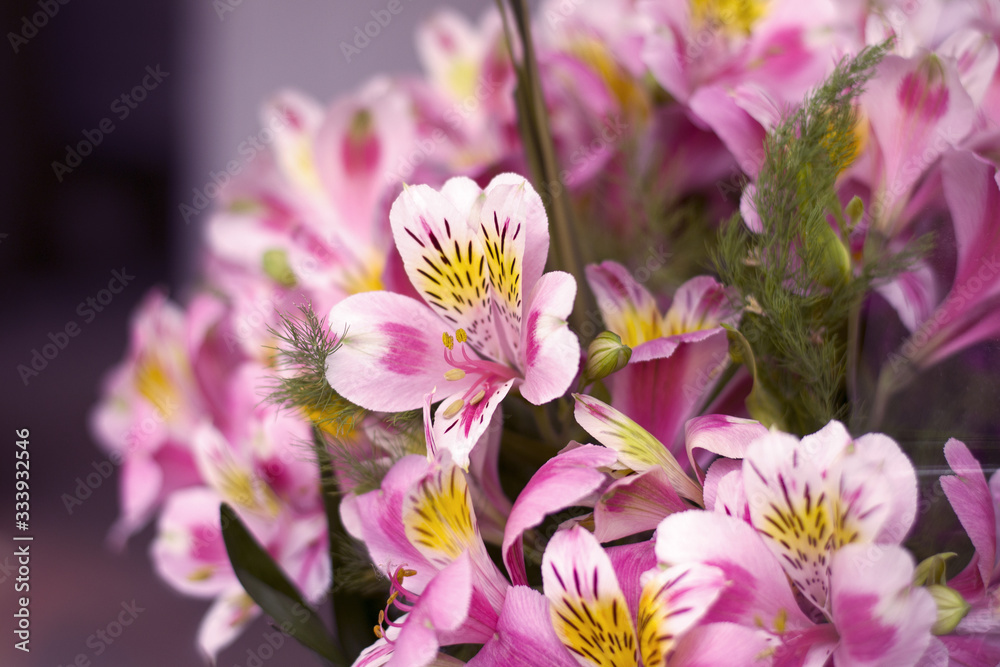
<box><xmin>92</xmin><ymin>0</ymin><xmax>1000</xmax><ymax>664</ymax></box>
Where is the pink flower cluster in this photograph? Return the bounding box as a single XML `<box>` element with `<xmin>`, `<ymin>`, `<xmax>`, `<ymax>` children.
<box><xmin>92</xmin><ymin>0</ymin><xmax>1000</xmax><ymax>663</ymax></box>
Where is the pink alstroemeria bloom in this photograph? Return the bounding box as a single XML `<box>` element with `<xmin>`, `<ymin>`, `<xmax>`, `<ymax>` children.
<box><xmin>586</xmin><ymin>262</ymin><xmax>742</xmax><ymax>459</ymax></box>
<box><xmin>326</xmin><ymin>174</ymin><xmax>580</xmax><ymax>468</ymax></box>
<box><xmin>656</xmin><ymin>510</ymin><xmax>938</xmax><ymax>666</ymax></box>
<box><xmin>500</xmin><ymin>405</ymin><xmax>767</xmax><ymax>581</ymax></box>
<box><xmin>205</xmin><ymin>80</ymin><xmax>415</xmax><ymax>313</ymax></box>
<box><xmin>670</xmin><ymin>422</ymin><xmax>939</xmax><ymax>664</ymax></box>
<box><xmin>740</xmin><ymin>421</ymin><xmax>920</xmax><ymax>613</ymax></box>
<box><xmin>540</xmin><ymin>525</ymin><xmax>732</xmax><ymax>667</ymax></box>
<box><xmin>862</xmin><ymin>51</ymin><xmax>976</xmax><ymax>236</ymax></box>
<box><xmin>896</xmin><ymin>150</ymin><xmax>1000</xmax><ymax>371</ymax></box>
<box><xmin>90</xmin><ymin>290</ymin><xmax>218</xmax><ymax>545</ymax></box>
<box><xmin>573</xmin><ymin>395</ymin><xmax>702</xmax><ymax>542</ymax></box>
<box><xmin>343</xmin><ymin>452</ymin><xmax>517</xmax><ymax>666</ymax></box>
<box><xmin>937</xmin><ymin>438</ymin><xmax>1000</xmax><ymax>664</ymax></box>
<box><xmin>641</xmin><ymin>0</ymin><xmax>839</xmax><ymax>177</ymax></box>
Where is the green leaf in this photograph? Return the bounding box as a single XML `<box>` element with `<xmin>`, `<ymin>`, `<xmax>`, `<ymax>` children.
<box><xmin>220</xmin><ymin>503</ymin><xmax>344</xmax><ymax>665</ymax></box>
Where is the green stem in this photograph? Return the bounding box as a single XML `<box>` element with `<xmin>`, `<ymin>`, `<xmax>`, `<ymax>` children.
<box><xmin>313</xmin><ymin>430</ymin><xmax>366</xmax><ymax>663</ymax></box>
<box><xmin>501</xmin><ymin>0</ymin><xmax>598</xmax><ymax>341</ymax></box>
<box><xmin>532</xmin><ymin>402</ymin><xmax>561</xmax><ymax>447</ymax></box>
<box><xmin>867</xmin><ymin>354</ymin><xmax>915</xmax><ymax>432</ymax></box>
<box><xmin>846</xmin><ymin>293</ymin><xmax>863</xmax><ymax>432</ymax></box>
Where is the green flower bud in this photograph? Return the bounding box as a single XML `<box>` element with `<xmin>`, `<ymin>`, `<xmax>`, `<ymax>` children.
<box><xmin>845</xmin><ymin>195</ymin><xmax>864</xmax><ymax>227</ymax></box>
<box><xmin>914</xmin><ymin>553</ymin><xmax>956</xmax><ymax>587</ymax></box>
<box><xmin>813</xmin><ymin>223</ymin><xmax>852</xmax><ymax>288</ymax></box>
<box><xmin>926</xmin><ymin>584</ymin><xmax>971</xmax><ymax>635</ymax></box>
<box><xmin>582</xmin><ymin>331</ymin><xmax>632</xmax><ymax>386</ymax></box>
<box><xmin>262</xmin><ymin>248</ymin><xmax>297</xmax><ymax>287</ymax></box>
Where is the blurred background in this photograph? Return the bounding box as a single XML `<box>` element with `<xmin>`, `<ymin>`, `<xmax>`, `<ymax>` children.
<box><xmin>0</xmin><ymin>1</ymin><xmax>487</xmax><ymax>664</ymax></box>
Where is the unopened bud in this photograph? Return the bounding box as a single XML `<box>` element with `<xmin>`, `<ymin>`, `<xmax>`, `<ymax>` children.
<box><xmin>926</xmin><ymin>584</ymin><xmax>970</xmax><ymax>635</ymax></box>
<box><xmin>845</xmin><ymin>195</ymin><xmax>864</xmax><ymax>227</ymax></box>
<box><xmin>582</xmin><ymin>332</ymin><xmax>632</xmax><ymax>386</ymax></box>
<box><xmin>262</xmin><ymin>248</ymin><xmax>296</xmax><ymax>287</ymax></box>
<box><xmin>914</xmin><ymin>553</ymin><xmax>956</xmax><ymax>587</ymax></box>
<box><xmin>814</xmin><ymin>223</ymin><xmax>851</xmax><ymax>287</ymax></box>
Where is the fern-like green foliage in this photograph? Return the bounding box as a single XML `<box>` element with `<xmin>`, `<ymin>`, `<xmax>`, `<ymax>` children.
<box><xmin>713</xmin><ymin>41</ymin><xmax>925</xmax><ymax>435</ymax></box>
<box><xmin>266</xmin><ymin>305</ymin><xmax>428</xmax><ymax>493</ymax></box>
<box><xmin>266</xmin><ymin>305</ymin><xmax>368</xmax><ymax>433</ymax></box>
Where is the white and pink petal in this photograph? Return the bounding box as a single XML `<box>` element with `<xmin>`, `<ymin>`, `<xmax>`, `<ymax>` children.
<box><xmin>502</xmin><ymin>444</ymin><xmax>617</xmax><ymax>586</ymax></box>
<box><xmin>326</xmin><ymin>292</ymin><xmax>469</xmax><ymax>412</ymax></box>
<box><xmin>829</xmin><ymin>544</ymin><xmax>936</xmax><ymax>667</ymax></box>
<box><xmin>519</xmin><ymin>271</ymin><xmax>580</xmax><ymax>405</ymax></box>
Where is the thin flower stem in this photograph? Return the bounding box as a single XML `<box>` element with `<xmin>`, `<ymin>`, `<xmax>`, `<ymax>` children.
<box><xmin>501</xmin><ymin>0</ymin><xmax>598</xmax><ymax>341</ymax></box>
<box><xmin>532</xmin><ymin>402</ymin><xmax>561</xmax><ymax>447</ymax></box>
<box><xmin>313</xmin><ymin>430</ymin><xmax>364</xmax><ymax>663</ymax></box>
<box><xmin>846</xmin><ymin>293</ymin><xmax>862</xmax><ymax>431</ymax></box>
<box><xmin>867</xmin><ymin>355</ymin><xmax>916</xmax><ymax>431</ymax></box>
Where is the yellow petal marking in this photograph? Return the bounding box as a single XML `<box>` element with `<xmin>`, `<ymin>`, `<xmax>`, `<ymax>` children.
<box><xmin>690</xmin><ymin>0</ymin><xmax>768</xmax><ymax>36</ymax></box>
<box><xmin>403</xmin><ymin>465</ymin><xmax>477</xmax><ymax>567</ymax></box>
<box><xmin>548</xmin><ymin>562</ymin><xmax>638</xmax><ymax>667</ymax></box>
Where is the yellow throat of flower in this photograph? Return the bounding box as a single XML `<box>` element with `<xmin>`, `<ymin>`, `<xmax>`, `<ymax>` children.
<box><xmin>690</xmin><ymin>0</ymin><xmax>767</xmax><ymax>37</ymax></box>
<box><xmin>135</xmin><ymin>354</ymin><xmax>181</xmax><ymax>416</ymax></box>
<box><xmin>569</xmin><ymin>37</ymin><xmax>650</xmax><ymax>122</ymax></box>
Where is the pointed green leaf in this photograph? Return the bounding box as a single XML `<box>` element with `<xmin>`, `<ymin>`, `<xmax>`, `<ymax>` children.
<box><xmin>220</xmin><ymin>503</ymin><xmax>344</xmax><ymax>664</ymax></box>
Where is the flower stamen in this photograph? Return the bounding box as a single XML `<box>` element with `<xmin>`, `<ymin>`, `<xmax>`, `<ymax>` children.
<box><xmin>443</xmin><ymin>398</ymin><xmax>465</xmax><ymax>419</ymax></box>
<box><xmin>374</xmin><ymin>566</ymin><xmax>421</xmax><ymax>642</ymax></box>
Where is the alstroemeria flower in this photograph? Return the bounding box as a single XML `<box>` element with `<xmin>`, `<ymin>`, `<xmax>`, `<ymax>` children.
<box><xmin>897</xmin><ymin>150</ymin><xmax>1000</xmax><ymax>371</ymax></box>
<box><xmin>656</xmin><ymin>510</ymin><xmax>938</xmax><ymax>666</ymax></box>
<box><xmin>542</xmin><ymin>525</ymin><xmax>732</xmax><ymax>667</ymax></box>
<box><xmin>586</xmin><ymin>262</ymin><xmax>742</xmax><ymax>458</ymax></box>
<box><xmin>500</xmin><ymin>406</ymin><xmax>767</xmax><ymax>580</ymax></box>
<box><xmin>574</xmin><ymin>394</ymin><xmax>702</xmax><ymax>542</ymax></box>
<box><xmin>652</xmin><ymin>419</ymin><xmax>934</xmax><ymax>665</ymax></box>
<box><xmin>326</xmin><ymin>174</ymin><xmax>580</xmax><ymax>467</ymax></box>
<box><xmin>205</xmin><ymin>80</ymin><xmax>416</xmax><ymax>315</ymax></box>
<box><xmin>343</xmin><ymin>449</ymin><xmax>537</xmax><ymax>666</ymax></box>
<box><xmin>937</xmin><ymin>438</ymin><xmax>1000</xmax><ymax>664</ymax></box>
<box><xmin>641</xmin><ymin>0</ymin><xmax>840</xmax><ymax>176</ymax></box>
<box><xmin>90</xmin><ymin>290</ymin><xmax>218</xmax><ymax>544</ymax></box>
<box><xmin>742</xmin><ymin>420</ymin><xmax>919</xmax><ymax>613</ymax></box>
<box><xmin>862</xmin><ymin>51</ymin><xmax>976</xmax><ymax>236</ymax></box>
